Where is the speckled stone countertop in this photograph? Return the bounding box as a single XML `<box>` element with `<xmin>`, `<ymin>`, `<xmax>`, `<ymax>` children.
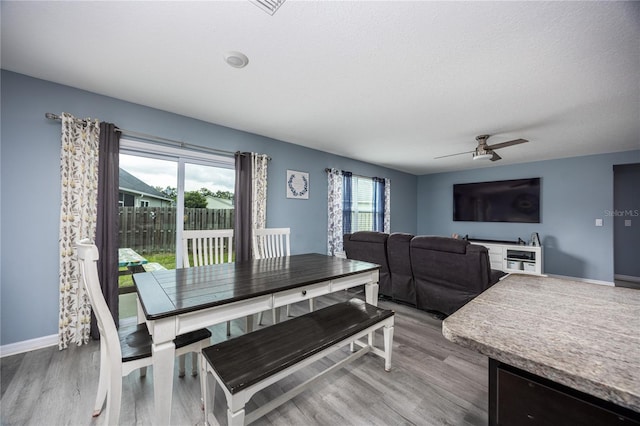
<box><xmin>442</xmin><ymin>274</ymin><xmax>640</xmax><ymax>412</ymax></box>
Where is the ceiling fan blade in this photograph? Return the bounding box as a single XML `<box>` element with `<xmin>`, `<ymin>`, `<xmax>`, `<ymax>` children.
<box><xmin>486</xmin><ymin>138</ymin><xmax>528</xmax><ymax>150</ymax></box>
<box><xmin>490</xmin><ymin>151</ymin><xmax>502</xmax><ymax>161</ymax></box>
<box><xmin>434</xmin><ymin>150</ymin><xmax>474</xmax><ymax>160</ymax></box>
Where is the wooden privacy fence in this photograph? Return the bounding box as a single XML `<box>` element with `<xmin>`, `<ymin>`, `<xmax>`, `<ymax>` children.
<box><xmin>119</xmin><ymin>207</ymin><xmax>234</xmax><ymax>254</ymax></box>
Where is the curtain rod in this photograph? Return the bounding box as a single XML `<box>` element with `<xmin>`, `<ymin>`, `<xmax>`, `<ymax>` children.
<box><xmin>325</xmin><ymin>168</ymin><xmax>383</xmax><ymax>180</ymax></box>
<box><xmin>45</xmin><ymin>112</ymin><xmax>268</xmax><ymax>159</ymax></box>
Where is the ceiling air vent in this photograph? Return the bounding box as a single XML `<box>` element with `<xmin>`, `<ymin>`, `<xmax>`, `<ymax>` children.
<box><xmin>250</xmin><ymin>0</ymin><xmax>286</xmax><ymax>16</ymax></box>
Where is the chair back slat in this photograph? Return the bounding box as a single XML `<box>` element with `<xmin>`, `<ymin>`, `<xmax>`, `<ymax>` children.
<box><xmin>182</xmin><ymin>229</ymin><xmax>234</xmax><ymax>267</ymax></box>
<box><xmin>252</xmin><ymin>228</ymin><xmax>291</xmax><ymax>260</ymax></box>
<box><xmin>76</xmin><ymin>239</ymin><xmax>121</xmax><ymax>357</ymax></box>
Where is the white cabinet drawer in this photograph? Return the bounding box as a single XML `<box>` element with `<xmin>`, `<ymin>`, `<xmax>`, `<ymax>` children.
<box><xmin>273</xmin><ymin>281</ymin><xmax>331</xmax><ymax>307</ymax></box>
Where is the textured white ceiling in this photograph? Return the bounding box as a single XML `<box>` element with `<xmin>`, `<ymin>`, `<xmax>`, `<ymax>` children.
<box><xmin>2</xmin><ymin>1</ymin><xmax>639</xmax><ymax>175</ymax></box>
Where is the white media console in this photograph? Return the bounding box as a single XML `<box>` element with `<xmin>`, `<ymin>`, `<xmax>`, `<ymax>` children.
<box><xmin>471</xmin><ymin>240</ymin><xmax>544</xmax><ymax>276</ymax></box>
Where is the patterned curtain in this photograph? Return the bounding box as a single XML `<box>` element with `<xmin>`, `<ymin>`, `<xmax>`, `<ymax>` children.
<box><xmin>251</xmin><ymin>153</ymin><xmax>269</xmax><ymax>230</ymax></box>
<box><xmin>58</xmin><ymin>112</ymin><xmax>100</xmax><ymax>349</ymax></box>
<box><xmin>342</xmin><ymin>171</ymin><xmax>353</xmax><ymax>235</ymax></box>
<box><xmin>326</xmin><ymin>168</ymin><xmax>343</xmax><ymax>255</ymax></box>
<box><xmin>384</xmin><ymin>178</ymin><xmax>391</xmax><ymax>233</ymax></box>
<box><xmin>373</xmin><ymin>177</ymin><xmax>385</xmax><ymax>232</ymax></box>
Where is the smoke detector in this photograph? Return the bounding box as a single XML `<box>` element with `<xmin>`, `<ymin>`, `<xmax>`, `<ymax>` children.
<box><xmin>223</xmin><ymin>51</ymin><xmax>249</xmax><ymax>69</ymax></box>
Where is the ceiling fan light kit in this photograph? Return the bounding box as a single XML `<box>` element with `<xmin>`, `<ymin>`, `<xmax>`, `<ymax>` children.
<box><xmin>472</xmin><ymin>150</ymin><xmax>493</xmax><ymax>161</ymax></box>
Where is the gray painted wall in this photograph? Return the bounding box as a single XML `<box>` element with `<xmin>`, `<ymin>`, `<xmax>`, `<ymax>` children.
<box><xmin>1</xmin><ymin>70</ymin><xmax>417</xmax><ymax>346</ymax></box>
<box><xmin>417</xmin><ymin>151</ymin><xmax>640</xmax><ymax>282</ymax></box>
<box><xmin>613</xmin><ymin>163</ymin><xmax>640</xmax><ymax>278</ymax></box>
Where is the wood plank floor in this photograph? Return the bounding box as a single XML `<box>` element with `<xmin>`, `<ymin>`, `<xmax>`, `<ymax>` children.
<box><xmin>0</xmin><ymin>290</ymin><xmax>488</xmax><ymax>425</ymax></box>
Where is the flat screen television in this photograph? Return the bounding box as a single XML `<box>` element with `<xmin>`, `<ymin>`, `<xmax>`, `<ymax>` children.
<box><xmin>453</xmin><ymin>177</ymin><xmax>541</xmax><ymax>223</ymax></box>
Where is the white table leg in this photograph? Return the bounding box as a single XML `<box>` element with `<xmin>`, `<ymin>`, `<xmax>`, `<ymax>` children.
<box><xmin>136</xmin><ymin>297</ymin><xmax>145</xmax><ymax>324</ymax></box>
<box><xmin>365</xmin><ymin>282</ymin><xmax>379</xmax><ymax>306</ymax></box>
<box><xmin>151</xmin><ymin>319</ymin><xmax>177</xmax><ymax>425</ymax></box>
<box><xmin>383</xmin><ymin>323</ymin><xmax>394</xmax><ymax>371</ymax></box>
<box><xmin>136</xmin><ymin>297</ymin><xmax>148</xmax><ymax>378</ymax></box>
<box><xmin>245</xmin><ymin>314</ymin><xmax>254</xmax><ymax>333</ymax></box>
<box><xmin>365</xmin><ymin>282</ymin><xmax>379</xmax><ymax>346</ymax></box>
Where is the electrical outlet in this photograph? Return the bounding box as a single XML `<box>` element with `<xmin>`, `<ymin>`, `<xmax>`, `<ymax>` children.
<box><xmin>595</xmin><ymin>218</ymin><xmax>603</xmax><ymax>227</ymax></box>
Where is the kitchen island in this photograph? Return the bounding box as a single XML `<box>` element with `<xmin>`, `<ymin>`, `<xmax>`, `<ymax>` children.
<box><xmin>442</xmin><ymin>274</ymin><xmax>640</xmax><ymax>425</ymax></box>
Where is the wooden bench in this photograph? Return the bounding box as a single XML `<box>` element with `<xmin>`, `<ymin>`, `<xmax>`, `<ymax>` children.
<box><xmin>201</xmin><ymin>298</ymin><xmax>395</xmax><ymax>426</ymax></box>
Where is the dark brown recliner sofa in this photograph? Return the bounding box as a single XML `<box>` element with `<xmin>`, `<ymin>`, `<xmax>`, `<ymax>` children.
<box><xmin>411</xmin><ymin>236</ymin><xmax>503</xmax><ymax>315</ymax></box>
<box><xmin>343</xmin><ymin>232</ymin><xmax>504</xmax><ymax>315</ymax></box>
<box><xmin>342</xmin><ymin>231</ymin><xmax>392</xmax><ymax>297</ymax></box>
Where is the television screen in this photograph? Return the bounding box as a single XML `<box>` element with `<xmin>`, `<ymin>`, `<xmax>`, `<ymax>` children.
<box><xmin>453</xmin><ymin>178</ymin><xmax>541</xmax><ymax>223</ymax></box>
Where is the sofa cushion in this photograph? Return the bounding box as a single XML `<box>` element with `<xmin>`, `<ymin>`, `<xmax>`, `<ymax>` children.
<box><xmin>410</xmin><ymin>235</ymin><xmax>469</xmax><ymax>254</ymax></box>
<box><xmin>411</xmin><ymin>236</ymin><xmax>492</xmax><ymax>315</ymax></box>
<box><xmin>348</xmin><ymin>231</ymin><xmax>389</xmax><ymax>244</ymax></box>
<box><xmin>343</xmin><ymin>232</ymin><xmax>391</xmax><ymax>297</ymax></box>
<box><xmin>387</xmin><ymin>233</ymin><xmax>415</xmax><ymax>305</ymax></box>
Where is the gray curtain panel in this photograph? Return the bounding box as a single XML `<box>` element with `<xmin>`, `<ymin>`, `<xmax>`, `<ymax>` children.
<box><xmin>92</xmin><ymin>122</ymin><xmax>120</xmax><ymax>338</ymax></box>
<box><xmin>234</xmin><ymin>152</ymin><xmax>252</xmax><ymax>262</ymax></box>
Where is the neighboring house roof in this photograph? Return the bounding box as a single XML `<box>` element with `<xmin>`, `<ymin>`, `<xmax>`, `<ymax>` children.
<box><xmin>205</xmin><ymin>196</ymin><xmax>234</xmax><ymax>210</ymax></box>
<box><xmin>119</xmin><ymin>168</ymin><xmax>173</xmax><ymax>202</ymax></box>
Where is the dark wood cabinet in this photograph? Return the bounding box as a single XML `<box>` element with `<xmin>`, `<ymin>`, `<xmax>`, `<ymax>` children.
<box><xmin>489</xmin><ymin>359</ymin><xmax>640</xmax><ymax>426</ymax></box>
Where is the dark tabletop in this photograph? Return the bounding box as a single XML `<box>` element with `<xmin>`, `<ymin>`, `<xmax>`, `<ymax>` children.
<box><xmin>133</xmin><ymin>253</ymin><xmax>380</xmax><ymax>320</ymax></box>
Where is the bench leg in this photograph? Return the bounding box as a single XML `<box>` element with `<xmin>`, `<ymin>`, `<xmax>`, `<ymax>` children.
<box><xmin>228</xmin><ymin>407</ymin><xmax>245</xmax><ymax>426</ymax></box>
<box><xmin>202</xmin><ymin>361</ymin><xmax>214</xmax><ymax>424</ymax></box>
<box><xmin>383</xmin><ymin>324</ymin><xmax>394</xmax><ymax>372</ymax></box>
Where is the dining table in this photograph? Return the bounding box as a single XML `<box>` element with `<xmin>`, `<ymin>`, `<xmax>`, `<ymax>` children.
<box><xmin>132</xmin><ymin>253</ymin><xmax>381</xmax><ymax>425</ymax></box>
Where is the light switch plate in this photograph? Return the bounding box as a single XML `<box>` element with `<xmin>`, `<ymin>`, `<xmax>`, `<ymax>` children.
<box><xmin>595</xmin><ymin>218</ymin><xmax>603</xmax><ymax>227</ymax></box>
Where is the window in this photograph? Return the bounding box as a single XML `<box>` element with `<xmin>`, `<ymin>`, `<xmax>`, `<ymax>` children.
<box><xmin>351</xmin><ymin>176</ymin><xmax>374</xmax><ymax>232</ymax></box>
<box><xmin>117</xmin><ymin>139</ymin><xmax>235</xmax><ymax>320</ymax></box>
<box><xmin>343</xmin><ymin>174</ymin><xmax>387</xmax><ymax>233</ymax></box>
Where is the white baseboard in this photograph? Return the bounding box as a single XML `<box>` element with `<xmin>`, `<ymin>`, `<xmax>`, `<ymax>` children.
<box><xmin>547</xmin><ymin>274</ymin><xmax>615</xmax><ymax>287</ymax></box>
<box><xmin>614</xmin><ymin>274</ymin><xmax>640</xmax><ymax>284</ymax></box>
<box><xmin>0</xmin><ymin>334</ymin><xmax>58</xmax><ymax>358</ymax></box>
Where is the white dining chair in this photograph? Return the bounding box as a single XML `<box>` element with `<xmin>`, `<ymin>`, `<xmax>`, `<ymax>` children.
<box><xmin>182</xmin><ymin>229</ymin><xmax>234</xmax><ymax>268</ymax></box>
<box><xmin>252</xmin><ymin>227</ymin><xmax>291</xmax><ymax>261</ymax></box>
<box><xmin>182</xmin><ymin>229</ymin><xmax>240</xmax><ymax>338</ymax></box>
<box><xmin>76</xmin><ymin>239</ymin><xmax>211</xmax><ymax>425</ymax></box>
<box><xmin>252</xmin><ymin>228</ymin><xmax>313</xmax><ymax>325</ymax></box>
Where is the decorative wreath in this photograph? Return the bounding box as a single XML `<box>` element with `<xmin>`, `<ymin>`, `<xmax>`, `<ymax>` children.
<box><xmin>288</xmin><ymin>173</ymin><xmax>308</xmax><ymax>197</ymax></box>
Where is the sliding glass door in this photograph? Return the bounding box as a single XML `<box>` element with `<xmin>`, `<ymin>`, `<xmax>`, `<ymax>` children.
<box><xmin>118</xmin><ymin>140</ymin><xmax>235</xmax><ymax>319</ymax></box>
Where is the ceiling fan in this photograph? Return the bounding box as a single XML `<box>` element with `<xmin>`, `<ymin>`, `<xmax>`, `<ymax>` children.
<box><xmin>435</xmin><ymin>135</ymin><xmax>529</xmax><ymax>162</ymax></box>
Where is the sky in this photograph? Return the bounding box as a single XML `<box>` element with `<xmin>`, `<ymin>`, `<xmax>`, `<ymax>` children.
<box><xmin>119</xmin><ymin>154</ymin><xmax>235</xmax><ymax>194</ymax></box>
